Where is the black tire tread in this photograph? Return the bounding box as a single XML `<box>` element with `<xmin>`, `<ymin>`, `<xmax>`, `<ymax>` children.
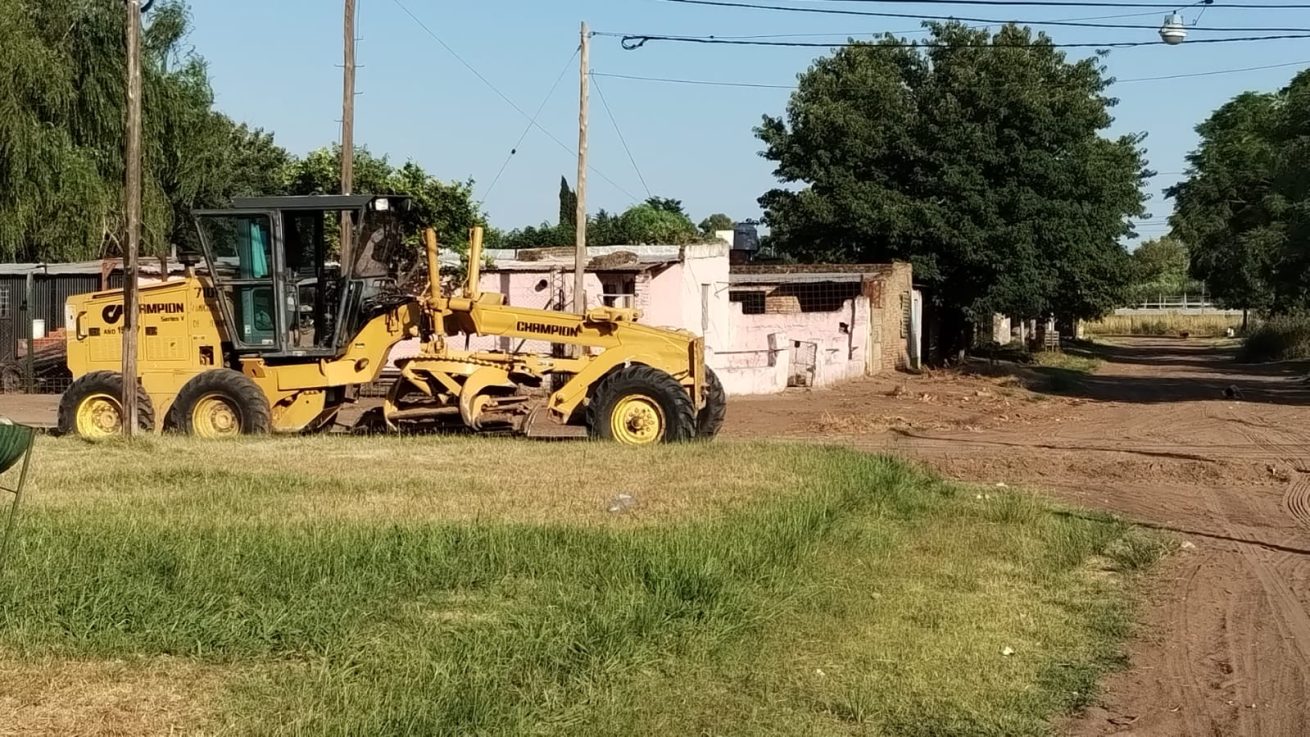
<box><xmin>170</xmin><ymin>369</ymin><xmax>272</xmax><ymax>436</ymax></box>
<box><xmin>57</xmin><ymin>370</ymin><xmax>155</xmax><ymax>437</ymax></box>
<box><xmin>586</xmin><ymin>364</ymin><xmax>696</xmax><ymax>444</ymax></box>
<box><xmin>696</xmin><ymin>368</ymin><xmax>727</xmax><ymax>439</ymax></box>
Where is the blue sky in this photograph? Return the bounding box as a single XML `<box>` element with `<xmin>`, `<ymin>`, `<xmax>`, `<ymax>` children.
<box><xmin>187</xmin><ymin>0</ymin><xmax>1310</xmax><ymax>239</ymax></box>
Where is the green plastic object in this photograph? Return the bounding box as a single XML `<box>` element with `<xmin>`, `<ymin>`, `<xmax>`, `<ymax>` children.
<box><xmin>0</xmin><ymin>422</ymin><xmax>33</xmax><ymax>474</ymax></box>
<box><xmin>0</xmin><ymin>420</ymin><xmax>35</xmax><ymax>567</ymax></box>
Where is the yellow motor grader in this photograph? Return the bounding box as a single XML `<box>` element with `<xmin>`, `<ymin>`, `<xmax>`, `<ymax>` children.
<box><xmin>58</xmin><ymin>195</ymin><xmax>724</xmax><ymax>444</ymax></box>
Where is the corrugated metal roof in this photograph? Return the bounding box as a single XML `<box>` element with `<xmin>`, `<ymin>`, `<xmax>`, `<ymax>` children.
<box><xmin>0</xmin><ymin>262</ymin><xmax>108</xmax><ymax>276</ymax></box>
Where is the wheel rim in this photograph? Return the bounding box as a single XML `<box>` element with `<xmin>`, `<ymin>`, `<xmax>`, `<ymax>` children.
<box><xmin>192</xmin><ymin>394</ymin><xmax>242</xmax><ymax>438</ymax></box>
<box><xmin>610</xmin><ymin>395</ymin><xmax>665</xmax><ymax>445</ymax></box>
<box><xmin>76</xmin><ymin>393</ymin><xmax>124</xmax><ymax>438</ymax></box>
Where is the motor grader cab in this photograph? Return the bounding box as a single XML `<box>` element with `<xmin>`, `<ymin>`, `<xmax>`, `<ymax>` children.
<box><xmin>58</xmin><ymin>194</ymin><xmax>725</xmax><ymax>444</ymax></box>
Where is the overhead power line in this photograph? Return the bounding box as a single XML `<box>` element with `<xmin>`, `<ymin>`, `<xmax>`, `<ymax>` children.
<box><xmin>1118</xmin><ymin>58</ymin><xmax>1310</xmax><ymax>80</ymax></box>
<box><xmin>703</xmin><ymin>9</ymin><xmax>1187</xmax><ymax>36</ymax></box>
<box><xmin>593</xmin><ymin>58</ymin><xmax>1309</xmax><ymax>88</ymax></box>
<box><xmin>480</xmin><ymin>47</ymin><xmax>580</xmax><ymax>206</ymax></box>
<box><xmin>388</xmin><ymin>0</ymin><xmax>639</xmax><ymax>202</ymax></box>
<box><xmin>644</xmin><ymin>0</ymin><xmax>1310</xmax><ymax>31</ymax></box>
<box><xmin>593</xmin><ymin>72</ymin><xmax>797</xmax><ymax>89</ymax></box>
<box><xmin>614</xmin><ymin>31</ymin><xmax>1310</xmax><ymax>48</ymax></box>
<box><xmin>661</xmin><ymin>0</ymin><xmax>1310</xmax><ymax>10</ymax></box>
<box><xmin>590</xmin><ymin>75</ymin><xmax>654</xmax><ymax>198</ymax></box>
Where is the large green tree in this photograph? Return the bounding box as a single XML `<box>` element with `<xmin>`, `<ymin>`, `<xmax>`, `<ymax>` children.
<box><xmin>1125</xmin><ymin>236</ymin><xmax>1202</xmax><ymax>302</ymax></box>
<box><xmin>284</xmin><ymin>146</ymin><xmax>486</xmax><ymax>253</ymax></box>
<box><xmin>499</xmin><ymin>188</ymin><xmax>701</xmax><ymax>248</ymax></box>
<box><xmin>0</xmin><ymin>0</ymin><xmax>288</xmax><ymax>261</ymax></box>
<box><xmin>757</xmin><ymin>22</ymin><xmax>1148</xmax><ymax>353</ymax></box>
<box><xmin>1168</xmin><ymin>90</ymin><xmax>1287</xmax><ymax>314</ymax></box>
<box><xmin>699</xmin><ymin>213</ymin><xmax>735</xmax><ymax>237</ymax></box>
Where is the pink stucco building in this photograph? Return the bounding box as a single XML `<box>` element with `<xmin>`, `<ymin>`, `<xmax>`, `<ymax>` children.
<box><xmin>388</xmin><ymin>244</ymin><xmax>915</xmax><ymax>395</ymax></box>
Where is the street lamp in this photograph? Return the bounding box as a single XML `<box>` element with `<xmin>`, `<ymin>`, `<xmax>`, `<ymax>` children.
<box><xmin>1159</xmin><ymin>13</ymin><xmax>1187</xmax><ymax>45</ymax></box>
<box><xmin>1159</xmin><ymin>0</ymin><xmax>1213</xmax><ymax>45</ymax></box>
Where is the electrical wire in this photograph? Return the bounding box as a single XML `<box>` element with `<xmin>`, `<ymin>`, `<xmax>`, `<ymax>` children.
<box><xmin>479</xmin><ymin>47</ymin><xmax>580</xmax><ymax>206</ymax></box>
<box><xmin>592</xmin><ymin>59</ymin><xmax>1310</xmax><ymax>88</ymax></box>
<box><xmin>662</xmin><ymin>0</ymin><xmax>1310</xmax><ymax>10</ymax></box>
<box><xmin>637</xmin><ymin>0</ymin><xmax>1310</xmax><ymax>32</ymax></box>
<box><xmin>699</xmin><ymin>9</ymin><xmax>1178</xmax><ymax>36</ymax></box>
<box><xmin>1118</xmin><ymin>58</ymin><xmax>1310</xmax><ymax>80</ymax></box>
<box><xmin>590</xmin><ymin>75</ymin><xmax>654</xmax><ymax>198</ymax></box>
<box><xmin>615</xmin><ymin>31</ymin><xmax>1310</xmax><ymax>48</ymax></box>
<box><xmin>592</xmin><ymin>72</ymin><xmax>797</xmax><ymax>89</ymax></box>
<box><xmin>388</xmin><ymin>0</ymin><xmax>639</xmax><ymax>202</ymax></box>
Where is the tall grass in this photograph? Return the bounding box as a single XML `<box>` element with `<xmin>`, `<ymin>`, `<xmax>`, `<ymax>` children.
<box><xmin>0</xmin><ymin>438</ymin><xmax>1162</xmax><ymax>736</ymax></box>
<box><xmin>1240</xmin><ymin>314</ymin><xmax>1310</xmax><ymax>362</ymax></box>
<box><xmin>1085</xmin><ymin>312</ymin><xmax>1242</xmax><ymax>337</ymax></box>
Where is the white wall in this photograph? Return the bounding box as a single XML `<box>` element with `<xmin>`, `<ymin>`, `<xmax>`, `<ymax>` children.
<box><xmin>715</xmin><ymin>332</ymin><xmax>791</xmax><ymax>396</ymax></box>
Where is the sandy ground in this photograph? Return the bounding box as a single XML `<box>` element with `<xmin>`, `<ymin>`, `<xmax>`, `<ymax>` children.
<box><xmin>0</xmin><ymin>393</ymin><xmax>57</xmax><ymax>428</ymax></box>
<box><xmin>727</xmin><ymin>337</ymin><xmax>1310</xmax><ymax>737</ymax></box>
<box><xmin>5</xmin><ymin>337</ymin><xmax>1309</xmax><ymax>735</ymax></box>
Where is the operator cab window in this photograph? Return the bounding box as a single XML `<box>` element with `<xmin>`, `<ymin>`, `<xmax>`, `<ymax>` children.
<box><xmin>197</xmin><ymin>214</ymin><xmax>279</xmax><ymax>349</ymax></box>
<box><xmin>283</xmin><ymin>212</ymin><xmax>335</xmax><ymax>350</ymax></box>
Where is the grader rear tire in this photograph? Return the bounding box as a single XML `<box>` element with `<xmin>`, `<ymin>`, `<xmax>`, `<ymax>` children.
<box><xmin>170</xmin><ymin>370</ymin><xmax>271</xmax><ymax>438</ymax></box>
<box><xmin>696</xmin><ymin>368</ymin><xmax>726</xmax><ymax>439</ymax></box>
<box><xmin>57</xmin><ymin>371</ymin><xmax>155</xmax><ymax>439</ymax></box>
<box><xmin>586</xmin><ymin>365</ymin><xmax>696</xmax><ymax>445</ymax></box>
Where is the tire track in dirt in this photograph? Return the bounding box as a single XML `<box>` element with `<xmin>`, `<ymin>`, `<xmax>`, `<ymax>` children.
<box><xmin>1170</xmin><ymin>551</ymin><xmax>1230</xmax><ymax>736</ymax></box>
<box><xmin>1179</xmin><ymin>407</ymin><xmax>1310</xmax><ymax>737</ymax></box>
<box><xmin>1284</xmin><ymin>478</ymin><xmax>1310</xmax><ymax>530</ymax></box>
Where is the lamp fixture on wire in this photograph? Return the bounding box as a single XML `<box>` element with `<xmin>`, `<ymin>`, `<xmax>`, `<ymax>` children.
<box><xmin>1159</xmin><ymin>0</ymin><xmax>1214</xmax><ymax>44</ymax></box>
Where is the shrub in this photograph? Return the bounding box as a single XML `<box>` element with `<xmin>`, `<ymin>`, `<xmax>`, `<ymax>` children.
<box><xmin>1240</xmin><ymin>315</ymin><xmax>1310</xmax><ymax>362</ymax></box>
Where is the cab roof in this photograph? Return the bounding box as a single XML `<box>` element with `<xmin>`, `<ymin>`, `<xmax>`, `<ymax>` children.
<box><xmin>223</xmin><ymin>194</ymin><xmax>411</xmax><ymax>211</ymax></box>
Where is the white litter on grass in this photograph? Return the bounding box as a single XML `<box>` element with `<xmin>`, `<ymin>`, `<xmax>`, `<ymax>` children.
<box><xmin>1180</xmin><ymin>540</ymin><xmax>1197</xmax><ymax>550</ymax></box>
<box><xmin>1001</xmin><ymin>646</ymin><xmax>1015</xmax><ymax>657</ymax></box>
<box><xmin>815</xmin><ymin>668</ymin><xmax>826</xmax><ymax>677</ymax></box>
<box><xmin>607</xmin><ymin>494</ymin><xmax>636</xmax><ymax>514</ymax></box>
<box><xmin>995</xmin><ymin>482</ymin><xmax>1009</xmax><ymax>488</ymax></box>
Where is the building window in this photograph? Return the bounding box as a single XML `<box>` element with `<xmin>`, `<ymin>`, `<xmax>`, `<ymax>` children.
<box><xmin>600</xmin><ymin>276</ymin><xmax>636</xmax><ymax>309</ymax></box>
<box><xmin>0</xmin><ymin>287</ymin><xmax>9</xmax><ymax>319</ymax></box>
<box><xmin>729</xmin><ymin>290</ymin><xmax>766</xmax><ymax>315</ymax></box>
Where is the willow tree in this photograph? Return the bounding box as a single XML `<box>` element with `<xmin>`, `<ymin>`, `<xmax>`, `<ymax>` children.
<box><xmin>0</xmin><ymin>1</ymin><xmax>287</xmax><ymax>262</ymax></box>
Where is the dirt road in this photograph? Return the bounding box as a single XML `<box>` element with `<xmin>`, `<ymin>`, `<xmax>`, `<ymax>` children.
<box><xmin>727</xmin><ymin>336</ymin><xmax>1310</xmax><ymax>736</ymax></box>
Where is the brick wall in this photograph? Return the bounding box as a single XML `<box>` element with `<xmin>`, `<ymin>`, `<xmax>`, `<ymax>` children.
<box><xmin>876</xmin><ymin>262</ymin><xmax>913</xmax><ymax>371</ymax></box>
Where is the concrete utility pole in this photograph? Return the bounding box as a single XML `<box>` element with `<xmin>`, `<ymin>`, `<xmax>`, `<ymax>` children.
<box><xmin>340</xmin><ymin>0</ymin><xmax>358</xmax><ymax>265</ymax></box>
<box><xmin>574</xmin><ymin>21</ymin><xmax>589</xmax><ymax>316</ymax></box>
<box><xmin>122</xmin><ymin>0</ymin><xmax>144</xmax><ymax>436</ymax></box>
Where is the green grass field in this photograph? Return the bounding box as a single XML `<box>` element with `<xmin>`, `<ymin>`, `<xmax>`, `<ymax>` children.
<box><xmin>0</xmin><ymin>437</ymin><xmax>1164</xmax><ymax>736</ymax></box>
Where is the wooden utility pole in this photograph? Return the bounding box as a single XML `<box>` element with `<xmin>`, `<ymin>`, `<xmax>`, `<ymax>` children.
<box><xmin>340</xmin><ymin>0</ymin><xmax>358</xmax><ymax>264</ymax></box>
<box><xmin>573</xmin><ymin>21</ymin><xmax>589</xmax><ymax>316</ymax></box>
<box><xmin>122</xmin><ymin>0</ymin><xmax>143</xmax><ymax>436</ymax></box>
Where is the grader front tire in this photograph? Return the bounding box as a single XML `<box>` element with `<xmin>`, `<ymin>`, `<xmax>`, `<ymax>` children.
<box><xmin>586</xmin><ymin>365</ymin><xmax>696</xmax><ymax>445</ymax></box>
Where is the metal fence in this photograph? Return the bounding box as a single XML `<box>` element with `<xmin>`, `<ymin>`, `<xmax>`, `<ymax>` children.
<box><xmin>1124</xmin><ymin>294</ymin><xmax>1219</xmax><ymax>311</ymax></box>
<box><xmin>0</xmin><ymin>273</ymin><xmax>97</xmax><ymax>395</ymax></box>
